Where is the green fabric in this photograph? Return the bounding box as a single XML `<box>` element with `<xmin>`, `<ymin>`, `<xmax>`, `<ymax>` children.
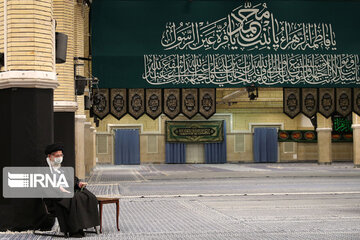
<box><xmin>278</xmin><ymin>130</ymin><xmax>353</xmax><ymax>143</ymax></box>
<box><xmin>278</xmin><ymin>130</ymin><xmax>317</xmax><ymax>143</ymax></box>
<box><xmin>92</xmin><ymin>0</ymin><xmax>360</xmax><ymax>88</ymax></box>
<box><xmin>166</xmin><ymin>121</ymin><xmax>223</xmax><ymax>143</ymax></box>
<box><xmin>332</xmin><ymin>117</ymin><xmax>352</xmax><ymax>133</ymax></box>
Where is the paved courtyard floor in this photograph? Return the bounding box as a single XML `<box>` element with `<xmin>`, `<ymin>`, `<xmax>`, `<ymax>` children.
<box><xmin>1</xmin><ymin>163</ymin><xmax>360</xmax><ymax>239</ymax></box>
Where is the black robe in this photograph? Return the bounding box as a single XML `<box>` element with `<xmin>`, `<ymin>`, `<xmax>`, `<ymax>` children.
<box><xmin>45</xmin><ymin>176</ymin><xmax>100</xmax><ymax>233</ymax></box>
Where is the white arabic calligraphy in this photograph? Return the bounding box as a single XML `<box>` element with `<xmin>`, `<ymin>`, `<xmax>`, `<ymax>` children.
<box><xmin>160</xmin><ymin>3</ymin><xmax>336</xmax><ymax>51</ymax></box>
<box><xmin>142</xmin><ymin>54</ymin><xmax>359</xmax><ymax>86</ymax></box>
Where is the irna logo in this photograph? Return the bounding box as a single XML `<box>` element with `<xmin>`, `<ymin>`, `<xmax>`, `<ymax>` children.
<box><xmin>3</xmin><ymin>167</ymin><xmax>74</xmax><ymax>198</ymax></box>
<box><xmin>7</xmin><ymin>172</ymin><xmax>69</xmax><ymax>188</ymax></box>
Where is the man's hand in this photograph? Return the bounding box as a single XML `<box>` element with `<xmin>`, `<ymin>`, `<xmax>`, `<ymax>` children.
<box><xmin>59</xmin><ymin>186</ymin><xmax>71</xmax><ymax>193</ymax></box>
<box><xmin>78</xmin><ymin>182</ymin><xmax>88</xmax><ymax>188</ymax></box>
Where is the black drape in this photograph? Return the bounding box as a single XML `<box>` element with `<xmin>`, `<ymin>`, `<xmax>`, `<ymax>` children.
<box><xmin>54</xmin><ymin>112</ymin><xmax>75</xmax><ymax>169</ymax></box>
<box><xmin>0</xmin><ymin>88</ymin><xmax>54</xmax><ymax>231</ymax></box>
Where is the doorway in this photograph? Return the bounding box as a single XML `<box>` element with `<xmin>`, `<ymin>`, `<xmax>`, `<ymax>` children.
<box><xmin>253</xmin><ymin>128</ymin><xmax>278</xmax><ymax>163</ymax></box>
<box><xmin>114</xmin><ymin>129</ymin><xmax>140</xmax><ymax>165</ymax></box>
<box><xmin>186</xmin><ymin>144</ymin><xmax>205</xmax><ymax>163</ymax></box>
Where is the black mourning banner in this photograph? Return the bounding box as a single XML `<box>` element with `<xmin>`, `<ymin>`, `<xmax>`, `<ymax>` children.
<box><xmin>146</xmin><ymin>89</ymin><xmax>162</xmax><ymax>119</ymax></box>
<box><xmin>92</xmin><ymin>88</ymin><xmax>109</xmax><ymax>120</ymax></box>
<box><xmin>163</xmin><ymin>89</ymin><xmax>181</xmax><ymax>119</ymax></box>
<box><xmin>182</xmin><ymin>88</ymin><xmax>199</xmax><ymax>119</ymax></box>
<box><xmin>353</xmin><ymin>88</ymin><xmax>360</xmax><ymax>116</ymax></box>
<box><xmin>336</xmin><ymin>88</ymin><xmax>352</xmax><ymax>117</ymax></box>
<box><xmin>199</xmin><ymin>88</ymin><xmax>216</xmax><ymax>119</ymax></box>
<box><xmin>110</xmin><ymin>88</ymin><xmax>127</xmax><ymax>120</ymax></box>
<box><xmin>301</xmin><ymin>88</ymin><xmax>318</xmax><ymax>118</ymax></box>
<box><xmin>283</xmin><ymin>88</ymin><xmax>301</xmax><ymax>119</ymax></box>
<box><xmin>319</xmin><ymin>88</ymin><xmax>335</xmax><ymax>118</ymax></box>
<box><xmin>128</xmin><ymin>89</ymin><xmax>145</xmax><ymax>119</ymax></box>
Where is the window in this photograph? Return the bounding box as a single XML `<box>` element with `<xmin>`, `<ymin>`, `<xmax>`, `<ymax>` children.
<box><xmin>283</xmin><ymin>142</ymin><xmax>295</xmax><ymax>153</ymax></box>
<box><xmin>97</xmin><ymin>135</ymin><xmax>108</xmax><ymax>154</ymax></box>
<box><xmin>234</xmin><ymin>134</ymin><xmax>245</xmax><ymax>152</ymax></box>
<box><xmin>147</xmin><ymin>135</ymin><xmax>158</xmax><ymax>153</ymax></box>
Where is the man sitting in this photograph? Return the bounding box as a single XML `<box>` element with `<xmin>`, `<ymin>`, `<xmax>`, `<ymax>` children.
<box><xmin>44</xmin><ymin>143</ymin><xmax>100</xmax><ymax>238</ymax></box>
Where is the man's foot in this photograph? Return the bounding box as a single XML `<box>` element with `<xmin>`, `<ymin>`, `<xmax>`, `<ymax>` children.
<box><xmin>69</xmin><ymin>230</ymin><xmax>85</xmax><ymax>238</ymax></box>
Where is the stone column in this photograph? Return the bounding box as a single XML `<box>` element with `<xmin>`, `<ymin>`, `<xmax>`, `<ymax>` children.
<box><xmin>53</xmin><ymin>0</ymin><xmax>77</xmax><ymax>169</ymax></box>
<box><xmin>352</xmin><ymin>113</ymin><xmax>360</xmax><ymax>168</ymax></box>
<box><xmin>84</xmin><ymin>121</ymin><xmax>92</xmax><ymax>175</ymax></box>
<box><xmin>90</xmin><ymin>127</ymin><xmax>97</xmax><ymax>169</ymax></box>
<box><xmin>75</xmin><ymin>114</ymin><xmax>86</xmax><ymax>179</ymax></box>
<box><xmin>0</xmin><ymin>0</ymin><xmax>58</xmax><ymax>231</ymax></box>
<box><xmin>316</xmin><ymin>113</ymin><xmax>332</xmax><ymax>164</ymax></box>
<box><xmin>74</xmin><ymin>1</ymin><xmax>87</xmax><ymax>179</ymax></box>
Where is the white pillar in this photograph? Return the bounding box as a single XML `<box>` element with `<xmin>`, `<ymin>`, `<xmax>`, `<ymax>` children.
<box><xmin>90</xmin><ymin>127</ymin><xmax>97</xmax><ymax>169</ymax></box>
<box><xmin>316</xmin><ymin>113</ymin><xmax>332</xmax><ymax>165</ymax></box>
<box><xmin>84</xmin><ymin>122</ymin><xmax>92</xmax><ymax>176</ymax></box>
<box><xmin>75</xmin><ymin>115</ymin><xmax>86</xmax><ymax>179</ymax></box>
<box><xmin>352</xmin><ymin>113</ymin><xmax>360</xmax><ymax>168</ymax></box>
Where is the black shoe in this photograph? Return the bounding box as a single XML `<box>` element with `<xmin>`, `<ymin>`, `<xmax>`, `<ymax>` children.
<box><xmin>69</xmin><ymin>230</ymin><xmax>84</xmax><ymax>238</ymax></box>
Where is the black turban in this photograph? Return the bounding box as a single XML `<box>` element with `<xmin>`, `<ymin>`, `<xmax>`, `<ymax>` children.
<box><xmin>45</xmin><ymin>143</ymin><xmax>64</xmax><ymax>155</ymax></box>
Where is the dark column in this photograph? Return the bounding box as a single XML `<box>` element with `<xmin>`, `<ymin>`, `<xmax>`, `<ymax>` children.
<box><xmin>0</xmin><ymin>88</ymin><xmax>54</xmax><ymax>231</ymax></box>
<box><xmin>54</xmin><ymin>112</ymin><xmax>75</xmax><ymax>169</ymax></box>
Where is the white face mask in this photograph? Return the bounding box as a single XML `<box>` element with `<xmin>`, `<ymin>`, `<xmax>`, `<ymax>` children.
<box><xmin>54</xmin><ymin>157</ymin><xmax>63</xmax><ymax>164</ymax></box>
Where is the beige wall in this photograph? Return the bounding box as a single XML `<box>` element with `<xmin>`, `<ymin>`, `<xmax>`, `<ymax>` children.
<box><xmin>0</xmin><ymin>0</ymin><xmax>55</xmax><ymax>72</ymax></box>
<box><xmin>227</xmin><ymin>133</ymin><xmax>253</xmax><ymax>163</ymax></box>
<box><xmin>53</xmin><ymin>0</ymin><xmax>75</xmax><ymax>102</ymax></box>
<box><xmin>297</xmin><ymin>143</ymin><xmax>318</xmax><ymax>161</ymax></box>
<box><xmin>95</xmin><ymin>99</ymin><xmax>353</xmax><ymax>164</ymax></box>
<box><xmin>332</xmin><ymin>142</ymin><xmax>353</xmax><ymax>161</ymax></box>
<box><xmin>92</xmin><ymin>75</ymin><xmax>353</xmax><ymax>165</ymax></box>
<box><xmin>74</xmin><ymin>2</ymin><xmax>85</xmax><ymax>115</ymax></box>
<box><xmin>6</xmin><ymin>0</ymin><xmax>54</xmax><ymax>72</ymax></box>
<box><xmin>96</xmin><ymin>133</ymin><xmax>113</xmax><ymax>164</ymax></box>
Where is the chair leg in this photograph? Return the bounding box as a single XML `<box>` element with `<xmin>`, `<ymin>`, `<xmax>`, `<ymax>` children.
<box><xmin>99</xmin><ymin>202</ymin><xmax>103</xmax><ymax>233</ymax></box>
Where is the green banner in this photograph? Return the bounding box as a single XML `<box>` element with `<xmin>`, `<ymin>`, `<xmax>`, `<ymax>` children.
<box><xmin>278</xmin><ymin>130</ymin><xmax>317</xmax><ymax>143</ymax></box>
<box><xmin>331</xmin><ymin>132</ymin><xmax>353</xmax><ymax>142</ymax></box>
<box><xmin>332</xmin><ymin>116</ymin><xmax>352</xmax><ymax>133</ymax></box>
<box><xmin>166</xmin><ymin>121</ymin><xmax>224</xmax><ymax>143</ymax></box>
<box><xmin>278</xmin><ymin>130</ymin><xmax>353</xmax><ymax>143</ymax></box>
<box><xmin>92</xmin><ymin>0</ymin><xmax>360</xmax><ymax>89</ymax></box>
